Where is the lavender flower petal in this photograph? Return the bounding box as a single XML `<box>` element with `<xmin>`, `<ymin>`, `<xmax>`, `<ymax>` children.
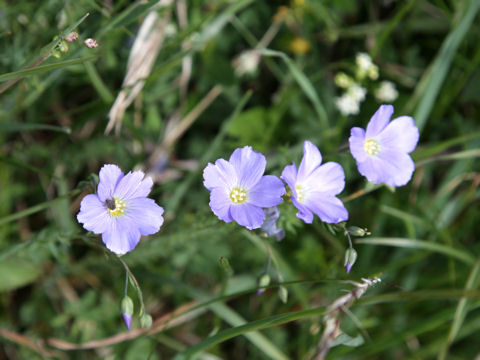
<box><xmin>203</xmin><ymin>159</ymin><xmax>237</xmax><ymax>191</ymax></box>
<box><xmin>77</xmin><ymin>164</ymin><xmax>164</xmax><ymax>255</ymax></box>
<box><xmin>348</xmin><ymin>127</ymin><xmax>367</xmax><ymax>162</ymax></box>
<box><xmin>203</xmin><ymin>146</ymin><xmax>284</xmax><ymax>229</ymax></box>
<box><xmin>248</xmin><ymin>175</ymin><xmax>285</xmax><ymax>207</ymax></box>
<box><xmin>115</xmin><ymin>170</ymin><xmax>152</xmax><ymax>200</ymax></box>
<box><xmin>304</xmin><ymin>194</ymin><xmax>349</xmax><ymax>223</ymax></box>
<box><xmin>378</xmin><ymin>116</ymin><xmax>419</xmax><ymax>153</ymax></box>
<box><xmin>304</xmin><ymin>162</ymin><xmax>345</xmax><ymax>196</ymax></box>
<box><xmin>230</xmin><ymin>203</ymin><xmax>265</xmax><ymax>230</ymax></box>
<box><xmin>122</xmin><ymin>313</ymin><xmax>132</xmax><ymax>330</ymax></box>
<box><xmin>127</xmin><ymin>198</ymin><xmax>164</xmax><ymax>235</ymax></box>
<box><xmin>102</xmin><ymin>218</ymin><xmax>142</xmax><ymax>255</ymax></box>
<box><xmin>297</xmin><ymin>140</ymin><xmax>322</xmax><ymax>181</ymax></box>
<box><xmin>365</xmin><ymin>104</ymin><xmax>393</xmax><ymax>137</ymax></box>
<box><xmin>77</xmin><ymin>194</ymin><xmax>112</xmax><ymax>233</ymax></box>
<box><xmin>349</xmin><ymin>105</ymin><xmax>419</xmax><ymax>187</ymax></box>
<box><xmin>230</xmin><ymin>146</ymin><xmax>266</xmax><ymax>189</ymax></box>
<box><xmin>292</xmin><ymin>196</ymin><xmax>314</xmax><ymax>223</ymax></box>
<box><xmin>97</xmin><ymin>164</ymin><xmax>123</xmax><ymax>202</ymax></box>
<box><xmin>209</xmin><ymin>187</ymin><xmax>234</xmax><ymax>223</ymax></box>
<box><xmin>280</xmin><ymin>163</ymin><xmax>297</xmax><ymax>192</ymax></box>
<box><xmin>281</xmin><ymin>141</ymin><xmax>348</xmax><ymax>224</ymax></box>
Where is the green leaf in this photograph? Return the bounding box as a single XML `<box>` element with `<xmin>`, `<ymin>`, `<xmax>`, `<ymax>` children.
<box><xmin>0</xmin><ymin>259</ymin><xmax>42</xmax><ymax>292</ymax></box>
<box><xmin>355</xmin><ymin>237</ymin><xmax>475</xmax><ymax>265</ymax></box>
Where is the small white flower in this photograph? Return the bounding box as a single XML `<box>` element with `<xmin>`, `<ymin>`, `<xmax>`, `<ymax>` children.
<box><xmin>347</xmin><ymin>83</ymin><xmax>367</xmax><ymax>102</ymax></box>
<box><xmin>375</xmin><ymin>81</ymin><xmax>399</xmax><ymax>103</ymax></box>
<box><xmin>335</xmin><ymin>93</ymin><xmax>360</xmax><ymax>116</ymax></box>
<box><xmin>355</xmin><ymin>52</ymin><xmax>378</xmax><ymax>80</ymax></box>
<box><xmin>233</xmin><ymin>50</ymin><xmax>260</xmax><ymax>77</ymax></box>
<box><xmin>356</xmin><ymin>53</ymin><xmax>373</xmax><ymax>71</ymax></box>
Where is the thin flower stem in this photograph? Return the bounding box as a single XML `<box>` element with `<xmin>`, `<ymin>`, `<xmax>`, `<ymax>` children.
<box><xmin>342</xmin><ymin>184</ymin><xmax>382</xmax><ymax>203</ymax></box>
<box><xmin>124</xmin><ymin>270</ymin><xmax>129</xmax><ymax>298</ymax></box>
<box><xmin>117</xmin><ymin>257</ymin><xmax>145</xmax><ymax>315</ymax></box>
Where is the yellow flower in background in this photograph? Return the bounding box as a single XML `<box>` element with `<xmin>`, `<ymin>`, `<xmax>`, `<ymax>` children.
<box><xmin>290</xmin><ymin>37</ymin><xmax>311</xmax><ymax>55</ymax></box>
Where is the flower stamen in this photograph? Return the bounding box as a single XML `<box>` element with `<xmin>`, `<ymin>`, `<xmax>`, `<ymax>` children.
<box><xmin>364</xmin><ymin>138</ymin><xmax>380</xmax><ymax>156</ymax></box>
<box><xmin>229</xmin><ymin>187</ymin><xmax>247</xmax><ymax>204</ymax></box>
<box><xmin>107</xmin><ymin>197</ymin><xmax>126</xmax><ymax>217</ymax></box>
<box><xmin>295</xmin><ymin>185</ymin><xmax>305</xmax><ymax>203</ymax></box>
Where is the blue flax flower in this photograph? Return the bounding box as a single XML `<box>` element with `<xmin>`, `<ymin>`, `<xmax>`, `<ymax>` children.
<box><xmin>349</xmin><ymin>105</ymin><xmax>419</xmax><ymax>187</ymax></box>
<box><xmin>77</xmin><ymin>164</ymin><xmax>164</xmax><ymax>255</ymax></box>
<box><xmin>281</xmin><ymin>141</ymin><xmax>348</xmax><ymax>224</ymax></box>
<box><xmin>203</xmin><ymin>146</ymin><xmax>285</xmax><ymax>230</ymax></box>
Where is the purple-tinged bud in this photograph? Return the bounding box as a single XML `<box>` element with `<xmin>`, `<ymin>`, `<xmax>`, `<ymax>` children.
<box><xmin>122</xmin><ymin>313</ymin><xmax>132</xmax><ymax>330</ymax></box>
<box><xmin>65</xmin><ymin>32</ymin><xmax>78</xmax><ymax>42</ymax></box>
<box><xmin>121</xmin><ymin>296</ymin><xmax>134</xmax><ymax>331</ymax></box>
<box><xmin>84</xmin><ymin>38</ymin><xmax>98</xmax><ymax>48</ymax></box>
<box><xmin>257</xmin><ymin>274</ymin><xmax>270</xmax><ymax>295</ymax></box>
<box><xmin>344</xmin><ymin>248</ymin><xmax>358</xmax><ymax>274</ymax></box>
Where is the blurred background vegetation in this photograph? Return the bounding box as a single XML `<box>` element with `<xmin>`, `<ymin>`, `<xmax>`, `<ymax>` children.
<box><xmin>1</xmin><ymin>0</ymin><xmax>479</xmax><ymax>359</ymax></box>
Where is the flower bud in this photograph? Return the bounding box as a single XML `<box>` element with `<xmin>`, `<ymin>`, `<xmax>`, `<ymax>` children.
<box><xmin>65</xmin><ymin>32</ymin><xmax>78</xmax><ymax>43</ymax></box>
<box><xmin>257</xmin><ymin>274</ymin><xmax>271</xmax><ymax>295</ymax></box>
<box><xmin>84</xmin><ymin>38</ymin><xmax>98</xmax><ymax>48</ymax></box>
<box><xmin>346</xmin><ymin>226</ymin><xmax>367</xmax><ymax>237</ymax></box>
<box><xmin>344</xmin><ymin>248</ymin><xmax>358</xmax><ymax>274</ymax></box>
<box><xmin>59</xmin><ymin>41</ymin><xmax>68</xmax><ymax>53</ymax></box>
<box><xmin>121</xmin><ymin>296</ymin><xmax>134</xmax><ymax>330</ymax></box>
<box><xmin>278</xmin><ymin>286</ymin><xmax>288</xmax><ymax>304</ymax></box>
<box><xmin>140</xmin><ymin>313</ymin><xmax>153</xmax><ymax>328</ymax></box>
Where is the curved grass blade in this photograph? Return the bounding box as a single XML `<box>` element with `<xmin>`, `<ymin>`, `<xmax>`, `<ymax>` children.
<box><xmin>438</xmin><ymin>258</ymin><xmax>480</xmax><ymax>360</ymax></box>
<box><xmin>0</xmin><ymin>123</ymin><xmax>71</xmax><ymax>134</ymax></box>
<box><xmin>0</xmin><ymin>56</ymin><xmax>97</xmax><ymax>83</ymax></box>
<box><xmin>407</xmin><ymin>0</ymin><xmax>480</xmax><ymax>132</ymax></box>
<box><xmin>355</xmin><ymin>237</ymin><xmax>475</xmax><ymax>265</ymax></box>
<box><xmin>173</xmin><ymin>306</ymin><xmax>325</xmax><ymax>360</ymax></box>
<box><xmin>259</xmin><ymin>49</ymin><xmax>328</xmax><ymax>129</ymax></box>
<box><xmin>0</xmin><ymin>190</ymin><xmax>80</xmax><ymax>227</ymax></box>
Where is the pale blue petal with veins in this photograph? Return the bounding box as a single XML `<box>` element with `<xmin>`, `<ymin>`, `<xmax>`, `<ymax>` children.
<box><xmin>77</xmin><ymin>164</ymin><xmax>164</xmax><ymax>255</ymax></box>
<box><xmin>349</xmin><ymin>105</ymin><xmax>419</xmax><ymax>187</ymax></box>
<box><xmin>281</xmin><ymin>141</ymin><xmax>348</xmax><ymax>224</ymax></box>
<box><xmin>203</xmin><ymin>146</ymin><xmax>285</xmax><ymax>230</ymax></box>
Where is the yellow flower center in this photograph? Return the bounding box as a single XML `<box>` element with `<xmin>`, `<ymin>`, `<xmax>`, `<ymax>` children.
<box><xmin>295</xmin><ymin>184</ymin><xmax>305</xmax><ymax>203</ymax></box>
<box><xmin>364</xmin><ymin>138</ymin><xmax>380</xmax><ymax>156</ymax></box>
<box><xmin>229</xmin><ymin>187</ymin><xmax>247</xmax><ymax>204</ymax></box>
<box><xmin>106</xmin><ymin>197</ymin><xmax>126</xmax><ymax>217</ymax></box>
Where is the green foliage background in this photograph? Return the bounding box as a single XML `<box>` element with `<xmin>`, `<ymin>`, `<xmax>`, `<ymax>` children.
<box><xmin>1</xmin><ymin>0</ymin><xmax>479</xmax><ymax>359</ymax></box>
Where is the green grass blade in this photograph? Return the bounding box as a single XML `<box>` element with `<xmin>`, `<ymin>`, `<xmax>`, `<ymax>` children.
<box><xmin>209</xmin><ymin>302</ymin><xmax>289</xmax><ymax>360</ymax></box>
<box><xmin>259</xmin><ymin>48</ymin><xmax>329</xmax><ymax>129</ymax></box>
<box><xmin>409</xmin><ymin>0</ymin><xmax>480</xmax><ymax>132</ymax></box>
<box><xmin>0</xmin><ymin>56</ymin><xmax>97</xmax><ymax>83</ymax></box>
<box><xmin>0</xmin><ymin>190</ymin><xmax>80</xmax><ymax>227</ymax></box>
<box><xmin>166</xmin><ymin>91</ymin><xmax>251</xmax><ymax>213</ymax></box>
<box><xmin>438</xmin><ymin>258</ymin><xmax>480</xmax><ymax>360</ymax></box>
<box><xmin>355</xmin><ymin>237</ymin><xmax>475</xmax><ymax>265</ymax></box>
<box><xmin>0</xmin><ymin>123</ymin><xmax>71</xmax><ymax>134</ymax></box>
<box><xmin>83</xmin><ymin>61</ymin><xmax>114</xmax><ymax>103</ymax></box>
<box><xmin>173</xmin><ymin>306</ymin><xmax>325</xmax><ymax>360</ymax></box>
